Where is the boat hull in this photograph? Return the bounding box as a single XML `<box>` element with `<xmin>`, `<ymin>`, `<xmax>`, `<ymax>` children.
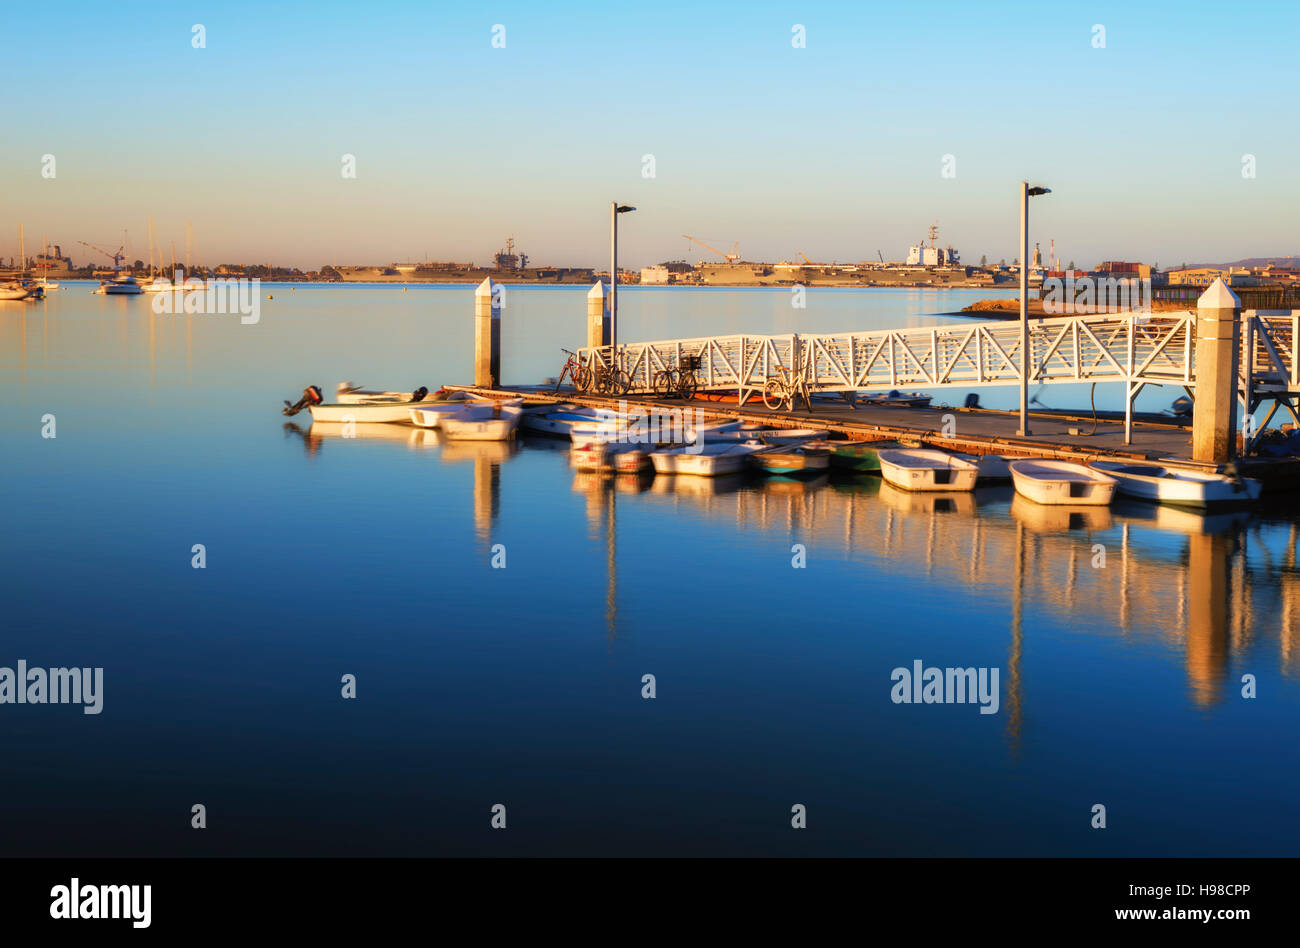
<box><xmin>650</xmin><ymin>441</ymin><xmax>773</xmax><ymax>476</ymax></box>
<box><xmin>309</xmin><ymin>402</ymin><xmax>423</xmax><ymax>424</ymax></box>
<box><xmin>1009</xmin><ymin>460</ymin><xmax>1116</xmax><ymax>506</ymax></box>
<box><xmin>877</xmin><ymin>449</ymin><xmax>979</xmax><ymax>491</ymax></box>
<box><xmin>440</xmin><ymin>403</ymin><xmax>523</xmax><ymax>441</ymax></box>
<box><xmin>1088</xmin><ymin>460</ymin><xmax>1261</xmax><ymax>508</ymax></box>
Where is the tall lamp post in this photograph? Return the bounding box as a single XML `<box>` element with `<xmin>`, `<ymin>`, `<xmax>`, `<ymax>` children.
<box><xmin>610</xmin><ymin>203</ymin><xmax>636</xmax><ymax>351</ymax></box>
<box><xmin>1018</xmin><ymin>182</ymin><xmax>1051</xmax><ymax>436</ymax></box>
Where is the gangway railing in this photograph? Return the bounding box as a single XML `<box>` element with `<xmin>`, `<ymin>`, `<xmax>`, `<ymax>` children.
<box><xmin>576</xmin><ymin>309</ymin><xmax>1300</xmax><ymax>443</ymax></box>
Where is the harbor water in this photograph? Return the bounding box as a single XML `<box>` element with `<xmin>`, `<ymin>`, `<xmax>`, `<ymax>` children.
<box><xmin>1</xmin><ymin>284</ymin><xmax>1297</xmax><ymax>856</ymax></box>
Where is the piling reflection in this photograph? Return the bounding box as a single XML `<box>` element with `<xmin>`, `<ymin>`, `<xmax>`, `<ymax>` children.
<box><xmin>568</xmin><ymin>464</ymin><xmax>1296</xmax><ymax>713</ymax></box>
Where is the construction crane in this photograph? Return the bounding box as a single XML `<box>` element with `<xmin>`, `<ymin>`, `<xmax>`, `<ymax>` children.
<box><xmin>682</xmin><ymin>235</ymin><xmax>740</xmax><ymax>263</ymax></box>
<box><xmin>78</xmin><ymin>239</ymin><xmax>125</xmax><ymax>271</ymax></box>
<box><xmin>798</xmin><ymin>252</ymin><xmax>813</xmax><ymax>264</ymax></box>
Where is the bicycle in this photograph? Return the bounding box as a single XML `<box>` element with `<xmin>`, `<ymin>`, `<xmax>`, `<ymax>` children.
<box><xmin>762</xmin><ymin>365</ymin><xmax>813</xmax><ymax>412</ymax></box>
<box><xmin>555</xmin><ymin>348</ymin><xmax>593</xmax><ymax>394</ymax></box>
<box><xmin>652</xmin><ymin>354</ymin><xmax>701</xmax><ymax>400</ymax></box>
<box><xmin>591</xmin><ymin>360</ymin><xmax>632</xmax><ymax>396</ymax></box>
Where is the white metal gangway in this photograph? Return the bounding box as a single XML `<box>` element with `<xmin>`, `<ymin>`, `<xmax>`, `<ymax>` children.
<box><xmin>576</xmin><ymin>309</ymin><xmax>1300</xmax><ymax>443</ymax></box>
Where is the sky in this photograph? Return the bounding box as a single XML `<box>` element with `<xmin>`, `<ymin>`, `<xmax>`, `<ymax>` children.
<box><xmin>3</xmin><ymin>0</ymin><xmax>1297</xmax><ymax>271</ymax></box>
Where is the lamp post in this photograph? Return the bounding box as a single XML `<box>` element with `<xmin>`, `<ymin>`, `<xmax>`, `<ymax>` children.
<box><xmin>1018</xmin><ymin>182</ymin><xmax>1051</xmax><ymax>436</ymax></box>
<box><xmin>610</xmin><ymin>203</ymin><xmax>636</xmax><ymax>351</ymax></box>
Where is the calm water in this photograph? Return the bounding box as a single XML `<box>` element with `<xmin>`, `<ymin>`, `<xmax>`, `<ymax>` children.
<box><xmin>1</xmin><ymin>283</ymin><xmax>1297</xmax><ymax>856</ymax></box>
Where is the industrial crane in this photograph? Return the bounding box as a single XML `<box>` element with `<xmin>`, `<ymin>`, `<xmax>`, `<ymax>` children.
<box><xmin>78</xmin><ymin>239</ymin><xmax>125</xmax><ymax>271</ymax></box>
<box><xmin>798</xmin><ymin>252</ymin><xmax>813</xmax><ymax>264</ymax></box>
<box><xmin>682</xmin><ymin>235</ymin><xmax>740</xmax><ymax>263</ymax></box>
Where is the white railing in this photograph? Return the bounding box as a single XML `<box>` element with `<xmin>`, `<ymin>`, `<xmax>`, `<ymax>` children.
<box><xmin>579</xmin><ymin>310</ymin><xmax>1300</xmax><ymax>399</ymax></box>
<box><xmin>574</xmin><ymin>310</ymin><xmax>1300</xmax><ymax>444</ymax></box>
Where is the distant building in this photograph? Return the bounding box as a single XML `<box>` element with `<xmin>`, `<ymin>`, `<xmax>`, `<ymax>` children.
<box><xmin>34</xmin><ymin>245</ymin><xmax>73</xmax><ymax>273</ymax></box>
<box><xmin>1165</xmin><ymin>266</ymin><xmax>1256</xmax><ymax>287</ymax></box>
<box><xmin>640</xmin><ymin>265</ymin><xmax>674</xmax><ymax>285</ymax></box>
<box><xmin>1093</xmin><ymin>261</ymin><xmax>1154</xmax><ymax>281</ymax></box>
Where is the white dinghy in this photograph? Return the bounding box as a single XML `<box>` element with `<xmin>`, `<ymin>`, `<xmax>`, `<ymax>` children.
<box><xmin>650</xmin><ymin>440</ymin><xmax>775</xmax><ymax>477</ymax></box>
<box><xmin>408</xmin><ymin>392</ymin><xmax>485</xmax><ymax>428</ymax></box>
<box><xmin>876</xmin><ymin>449</ymin><xmax>979</xmax><ymax>492</ymax></box>
<box><xmin>335</xmin><ymin>382</ymin><xmax>432</xmax><ymax>404</ymax></box>
<box><xmin>310</xmin><ymin>400</ymin><xmax>430</xmax><ymax>424</ymax></box>
<box><xmin>439</xmin><ymin>399</ymin><xmax>524</xmax><ymax>441</ymax></box>
<box><xmin>1088</xmin><ymin>460</ymin><xmax>1261</xmax><ymax>508</ymax></box>
<box><xmin>1009</xmin><ymin>459</ymin><xmax>1117</xmax><ymax>506</ymax></box>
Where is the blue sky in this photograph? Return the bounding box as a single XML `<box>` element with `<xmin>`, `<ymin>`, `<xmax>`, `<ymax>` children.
<box><xmin>4</xmin><ymin>0</ymin><xmax>1296</xmax><ymax>270</ymax></box>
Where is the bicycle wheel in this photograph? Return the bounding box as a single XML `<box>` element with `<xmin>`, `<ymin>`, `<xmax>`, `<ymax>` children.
<box><xmin>762</xmin><ymin>377</ymin><xmax>786</xmax><ymax>411</ymax></box>
<box><xmin>677</xmin><ymin>371</ymin><xmax>697</xmax><ymax>400</ymax></box>
<box><xmin>613</xmin><ymin>369</ymin><xmax>632</xmax><ymax>396</ymax></box>
<box><xmin>655</xmin><ymin>369</ymin><xmax>679</xmax><ymax>398</ymax></box>
<box><xmin>574</xmin><ymin>364</ymin><xmax>594</xmax><ymax>393</ymax></box>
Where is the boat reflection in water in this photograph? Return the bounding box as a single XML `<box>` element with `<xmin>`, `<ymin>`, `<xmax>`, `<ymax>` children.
<box><xmin>564</xmin><ymin>460</ymin><xmax>1297</xmax><ymax>716</ymax></box>
<box><xmin>878</xmin><ymin>480</ymin><xmax>977</xmax><ymax>516</ymax></box>
<box><xmin>285</xmin><ymin>420</ymin><xmax>435</xmax><ymax>455</ymax></box>
<box><xmin>1009</xmin><ymin>494</ymin><xmax>1114</xmax><ymax>533</ymax></box>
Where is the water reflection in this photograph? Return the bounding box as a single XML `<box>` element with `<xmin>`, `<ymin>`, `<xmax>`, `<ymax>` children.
<box><xmin>559</xmin><ymin>462</ymin><xmax>1295</xmax><ymax>714</ymax></box>
<box><xmin>283</xmin><ymin>419</ymin><xmax>1295</xmax><ymax>715</ymax></box>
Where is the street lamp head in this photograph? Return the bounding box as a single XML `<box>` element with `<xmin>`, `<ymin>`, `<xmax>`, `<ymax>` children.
<box><xmin>615</xmin><ymin>204</ymin><xmax>636</xmax><ymax>213</ymax></box>
<box><xmin>1027</xmin><ymin>186</ymin><xmax>1051</xmax><ymax>196</ymax></box>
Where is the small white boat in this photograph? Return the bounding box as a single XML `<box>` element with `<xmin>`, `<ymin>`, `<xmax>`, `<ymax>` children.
<box><xmin>757</xmin><ymin>428</ymin><xmax>831</xmax><ymax>445</ymax></box>
<box><xmin>877</xmin><ymin>449</ymin><xmax>979</xmax><ymax>491</ymax></box>
<box><xmin>569</xmin><ymin>417</ymin><xmax>742</xmax><ymax>450</ymax></box>
<box><xmin>0</xmin><ymin>283</ymin><xmax>31</xmax><ymax>301</ymax></box>
<box><xmin>520</xmin><ymin>406</ymin><xmax>613</xmax><ymax>438</ymax></box>
<box><xmin>651</xmin><ymin>440</ymin><xmax>774</xmax><ymax>476</ymax></box>
<box><xmin>1088</xmin><ymin>460</ymin><xmax>1261</xmax><ymax>508</ymax></box>
<box><xmin>439</xmin><ymin>400</ymin><xmax>523</xmax><ymax>441</ymax></box>
<box><xmin>310</xmin><ymin>401</ymin><xmax>428</xmax><ymax>424</ymax></box>
<box><xmin>36</xmin><ymin>280</ymin><xmax>59</xmax><ymax>291</ymax></box>
<box><xmin>1009</xmin><ymin>459</ymin><xmax>1117</xmax><ymax>506</ymax></box>
<box><xmin>96</xmin><ymin>275</ymin><xmax>144</xmax><ymax>295</ymax></box>
<box><xmin>336</xmin><ymin>382</ymin><xmax>433</xmax><ymax>405</ymax></box>
<box><xmin>407</xmin><ymin>394</ymin><xmax>487</xmax><ymax>428</ymax></box>
<box><xmin>613</xmin><ymin>449</ymin><xmax>652</xmax><ymax>475</ymax></box>
<box><xmin>752</xmin><ymin>441</ymin><xmax>834</xmax><ymax>476</ymax></box>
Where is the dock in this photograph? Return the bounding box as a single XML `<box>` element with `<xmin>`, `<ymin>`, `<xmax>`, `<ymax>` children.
<box><xmin>457</xmin><ymin>276</ymin><xmax>1300</xmax><ymax>490</ymax></box>
<box><xmin>443</xmin><ymin>383</ymin><xmax>1300</xmax><ymax>490</ymax></box>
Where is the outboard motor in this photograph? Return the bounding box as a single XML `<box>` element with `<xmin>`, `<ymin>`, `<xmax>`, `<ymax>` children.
<box><xmin>409</xmin><ymin>386</ymin><xmax>429</xmax><ymax>403</ymax></box>
<box><xmin>283</xmin><ymin>385</ymin><xmax>323</xmax><ymax>416</ymax></box>
<box><xmin>1171</xmin><ymin>395</ymin><xmax>1193</xmax><ymax>417</ymax></box>
<box><xmin>963</xmin><ymin>393</ymin><xmax>981</xmax><ymax>409</ymax></box>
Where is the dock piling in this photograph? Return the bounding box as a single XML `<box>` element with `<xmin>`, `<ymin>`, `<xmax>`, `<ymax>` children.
<box><xmin>1191</xmin><ymin>278</ymin><xmax>1241</xmax><ymax>464</ymax></box>
<box><xmin>474</xmin><ymin>277</ymin><xmax>501</xmax><ymax>388</ymax></box>
<box><xmin>587</xmin><ymin>280</ymin><xmax>610</xmax><ymax>350</ymax></box>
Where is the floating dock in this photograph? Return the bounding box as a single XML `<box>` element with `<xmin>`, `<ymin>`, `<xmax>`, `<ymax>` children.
<box><xmin>443</xmin><ymin>383</ymin><xmax>1300</xmax><ymax>491</ymax></box>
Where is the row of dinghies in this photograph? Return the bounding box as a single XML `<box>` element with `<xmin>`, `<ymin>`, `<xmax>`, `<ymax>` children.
<box><xmin>278</xmin><ymin>384</ymin><xmax>1262</xmax><ymax>509</ymax></box>
<box><xmin>871</xmin><ymin>448</ymin><xmax>1260</xmax><ymax>509</ymax></box>
<box><xmin>282</xmin><ymin>383</ymin><xmax>526</xmax><ymax>441</ymax></box>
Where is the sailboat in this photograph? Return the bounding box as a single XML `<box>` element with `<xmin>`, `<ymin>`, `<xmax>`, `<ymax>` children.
<box><xmin>1</xmin><ymin>225</ymin><xmax>31</xmax><ymax>298</ymax></box>
<box><xmin>12</xmin><ymin>224</ymin><xmax>43</xmax><ymax>299</ymax></box>
<box><xmin>35</xmin><ymin>236</ymin><xmax>60</xmax><ymax>291</ymax></box>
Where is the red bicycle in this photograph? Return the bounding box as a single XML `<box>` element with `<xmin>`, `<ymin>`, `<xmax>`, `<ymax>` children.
<box><xmin>555</xmin><ymin>348</ymin><xmax>593</xmax><ymax>393</ymax></box>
